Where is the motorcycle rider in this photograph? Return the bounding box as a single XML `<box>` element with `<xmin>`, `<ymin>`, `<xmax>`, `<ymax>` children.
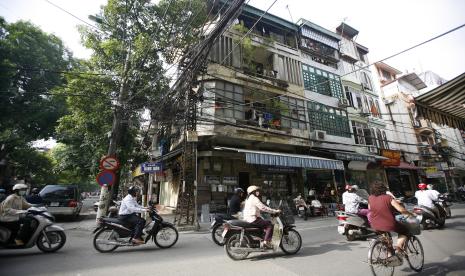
<box><xmin>415</xmin><ymin>183</ymin><xmax>440</xmax><ymax>218</ymax></box>
<box><xmin>342</xmin><ymin>185</ymin><xmax>369</xmax><ymax>218</ymax></box>
<box><xmin>118</xmin><ymin>186</ymin><xmax>148</xmax><ymax>245</ymax></box>
<box><xmin>243</xmin><ymin>186</ymin><xmax>281</xmax><ymax>249</ymax></box>
<box><xmin>229</xmin><ymin>188</ymin><xmax>245</xmax><ymax>218</ymax></box>
<box><xmin>0</xmin><ymin>184</ymin><xmax>33</xmax><ymax>245</ymax></box>
<box><xmin>294</xmin><ymin>194</ymin><xmax>308</xmax><ymax>217</ymax></box>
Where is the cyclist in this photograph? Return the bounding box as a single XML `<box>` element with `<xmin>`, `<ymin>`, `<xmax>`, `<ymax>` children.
<box><xmin>368</xmin><ymin>181</ymin><xmax>413</xmax><ymax>260</ymax></box>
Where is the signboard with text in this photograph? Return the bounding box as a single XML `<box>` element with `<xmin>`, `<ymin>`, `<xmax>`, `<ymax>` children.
<box><xmin>141</xmin><ymin>162</ymin><xmax>162</xmax><ymax>174</ymax></box>
<box><xmin>381</xmin><ymin>149</ymin><xmax>401</xmax><ymax>166</ymax></box>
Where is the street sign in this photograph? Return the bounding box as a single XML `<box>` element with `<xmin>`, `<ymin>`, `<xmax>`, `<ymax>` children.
<box><xmin>141</xmin><ymin>162</ymin><xmax>162</xmax><ymax>174</ymax></box>
<box><xmin>96</xmin><ymin>170</ymin><xmax>116</xmax><ymax>187</ymax></box>
<box><xmin>100</xmin><ymin>156</ymin><xmax>120</xmax><ymax>171</ymax></box>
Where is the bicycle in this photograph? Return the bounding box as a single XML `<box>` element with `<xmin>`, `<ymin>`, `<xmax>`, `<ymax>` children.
<box><xmin>368</xmin><ymin>231</ymin><xmax>424</xmax><ymax>276</ymax></box>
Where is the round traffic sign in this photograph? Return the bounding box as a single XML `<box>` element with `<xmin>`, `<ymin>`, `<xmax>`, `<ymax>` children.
<box><xmin>100</xmin><ymin>156</ymin><xmax>120</xmax><ymax>171</ymax></box>
<box><xmin>96</xmin><ymin>170</ymin><xmax>116</xmax><ymax>187</ymax></box>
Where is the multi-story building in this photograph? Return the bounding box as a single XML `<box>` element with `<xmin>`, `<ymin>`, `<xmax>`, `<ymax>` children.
<box><xmin>373</xmin><ymin>63</ymin><xmax>465</xmax><ymax>195</ymax></box>
<box><xmin>334</xmin><ymin>23</ymin><xmax>389</xmax><ymax>192</ymax></box>
<box><xmin>155</xmin><ymin>3</ymin><xmax>390</xmax><ymax>213</ymax></box>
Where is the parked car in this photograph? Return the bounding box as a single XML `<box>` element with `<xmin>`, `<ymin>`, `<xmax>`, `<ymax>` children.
<box><xmin>39</xmin><ymin>185</ymin><xmax>83</xmax><ymax>218</ymax></box>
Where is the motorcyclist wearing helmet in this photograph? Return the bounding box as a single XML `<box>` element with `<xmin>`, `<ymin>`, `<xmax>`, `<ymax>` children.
<box><xmin>26</xmin><ymin>188</ymin><xmax>43</xmax><ymax>205</ymax></box>
<box><xmin>229</xmin><ymin>188</ymin><xmax>245</xmax><ymax>218</ymax></box>
<box><xmin>243</xmin><ymin>186</ymin><xmax>281</xmax><ymax>249</ymax></box>
<box><xmin>0</xmin><ymin>184</ymin><xmax>33</xmax><ymax>245</ymax></box>
<box><xmin>118</xmin><ymin>186</ymin><xmax>148</xmax><ymax>244</ymax></box>
<box><xmin>342</xmin><ymin>185</ymin><xmax>369</xmax><ymax>217</ymax></box>
<box><xmin>415</xmin><ymin>183</ymin><xmax>440</xmax><ymax>217</ymax></box>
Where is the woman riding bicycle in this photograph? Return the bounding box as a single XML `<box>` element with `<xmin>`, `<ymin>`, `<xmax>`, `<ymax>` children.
<box><xmin>368</xmin><ymin>181</ymin><xmax>413</xmax><ymax>254</ymax></box>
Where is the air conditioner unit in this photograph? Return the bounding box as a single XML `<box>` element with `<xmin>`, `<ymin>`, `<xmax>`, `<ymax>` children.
<box><xmin>338</xmin><ymin>98</ymin><xmax>350</xmax><ymax>108</ymax></box>
<box><xmin>367</xmin><ymin>146</ymin><xmax>378</xmax><ymax>154</ymax></box>
<box><xmin>310</xmin><ymin>130</ymin><xmax>326</xmax><ymax>141</ymax></box>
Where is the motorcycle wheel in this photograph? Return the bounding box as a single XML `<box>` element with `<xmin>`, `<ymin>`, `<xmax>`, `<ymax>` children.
<box><xmin>36</xmin><ymin>231</ymin><xmax>66</xmax><ymax>253</ymax></box>
<box><xmin>437</xmin><ymin>216</ymin><xmax>446</xmax><ymax>228</ymax></box>
<box><xmin>224</xmin><ymin>233</ymin><xmax>250</xmax><ymax>261</ymax></box>
<box><xmin>280</xmin><ymin>229</ymin><xmax>302</xmax><ymax>255</ymax></box>
<box><xmin>154</xmin><ymin>225</ymin><xmax>178</xmax><ymax>248</ymax></box>
<box><xmin>211</xmin><ymin>223</ymin><xmax>225</xmax><ymax>246</ymax></box>
<box><xmin>345</xmin><ymin>227</ymin><xmax>356</xmax><ymax>241</ymax></box>
<box><xmin>93</xmin><ymin>229</ymin><xmax>119</xmax><ymax>253</ymax></box>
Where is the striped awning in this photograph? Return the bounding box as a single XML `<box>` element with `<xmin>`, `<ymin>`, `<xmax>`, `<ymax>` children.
<box><xmin>214</xmin><ymin>147</ymin><xmax>344</xmax><ymax>170</ymax></box>
<box><xmin>415</xmin><ymin>73</ymin><xmax>465</xmax><ymax>130</ymax></box>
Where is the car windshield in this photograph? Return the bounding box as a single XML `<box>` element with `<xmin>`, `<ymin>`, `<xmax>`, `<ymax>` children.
<box><xmin>40</xmin><ymin>186</ymin><xmax>76</xmax><ymax>200</ymax></box>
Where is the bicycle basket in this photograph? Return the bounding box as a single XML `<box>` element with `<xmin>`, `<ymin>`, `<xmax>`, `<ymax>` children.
<box><xmin>397</xmin><ymin>216</ymin><xmax>421</xmax><ymax>236</ymax></box>
<box><xmin>280</xmin><ymin>205</ymin><xmax>295</xmax><ymax>225</ymax></box>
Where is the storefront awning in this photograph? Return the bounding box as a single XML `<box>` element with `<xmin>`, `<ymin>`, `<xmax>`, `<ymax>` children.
<box><xmin>385</xmin><ymin>161</ymin><xmax>419</xmax><ymax>170</ymax></box>
<box><xmin>214</xmin><ymin>147</ymin><xmax>344</xmax><ymax>170</ymax></box>
<box><xmin>152</xmin><ymin>148</ymin><xmax>183</xmax><ymax>163</ymax></box>
<box><xmin>348</xmin><ymin>161</ymin><xmax>369</xmax><ymax>171</ymax></box>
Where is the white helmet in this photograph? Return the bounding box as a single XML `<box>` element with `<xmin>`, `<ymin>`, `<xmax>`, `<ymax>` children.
<box><xmin>13</xmin><ymin>183</ymin><xmax>28</xmax><ymax>191</ymax></box>
<box><xmin>351</xmin><ymin>185</ymin><xmax>359</xmax><ymax>191</ymax></box>
<box><xmin>247</xmin><ymin>185</ymin><xmax>260</xmax><ymax>194</ymax></box>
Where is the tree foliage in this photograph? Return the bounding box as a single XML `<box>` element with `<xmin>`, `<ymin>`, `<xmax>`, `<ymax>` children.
<box><xmin>0</xmin><ymin>17</ymin><xmax>74</xmax><ymax>185</ymax></box>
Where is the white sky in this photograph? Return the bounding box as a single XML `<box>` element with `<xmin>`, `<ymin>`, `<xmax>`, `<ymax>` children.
<box><xmin>1</xmin><ymin>0</ymin><xmax>464</xmax><ymax>80</ymax></box>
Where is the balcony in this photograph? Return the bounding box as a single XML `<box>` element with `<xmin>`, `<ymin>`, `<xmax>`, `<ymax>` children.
<box><xmin>413</xmin><ymin>119</ymin><xmax>434</xmax><ymax>134</ymax></box>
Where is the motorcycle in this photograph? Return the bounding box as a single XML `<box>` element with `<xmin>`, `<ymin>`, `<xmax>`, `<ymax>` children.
<box><xmin>296</xmin><ymin>204</ymin><xmax>309</xmax><ymax>220</ymax></box>
<box><xmin>412</xmin><ymin>203</ymin><xmax>446</xmax><ymax>230</ymax></box>
<box><xmin>437</xmin><ymin>194</ymin><xmax>452</xmax><ymax>218</ymax></box>
<box><xmin>0</xmin><ymin>207</ymin><xmax>66</xmax><ymax>253</ymax></box>
<box><xmin>211</xmin><ymin>213</ymin><xmax>236</xmax><ymax>246</ymax></box>
<box><xmin>222</xmin><ymin>206</ymin><xmax>302</xmax><ymax>261</ymax></box>
<box><xmin>93</xmin><ymin>202</ymin><xmax>179</xmax><ymax>253</ymax></box>
<box><xmin>335</xmin><ymin>210</ymin><xmax>373</xmax><ymax>241</ymax></box>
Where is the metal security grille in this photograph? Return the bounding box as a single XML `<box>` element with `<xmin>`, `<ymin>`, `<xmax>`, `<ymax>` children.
<box><xmin>302</xmin><ymin>64</ymin><xmax>344</xmax><ymax>99</ymax></box>
<box><xmin>307</xmin><ymin>101</ymin><xmax>351</xmax><ymax>137</ymax></box>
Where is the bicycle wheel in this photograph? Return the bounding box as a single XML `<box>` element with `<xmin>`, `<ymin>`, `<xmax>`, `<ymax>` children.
<box><xmin>405</xmin><ymin>236</ymin><xmax>424</xmax><ymax>272</ymax></box>
<box><xmin>368</xmin><ymin>240</ymin><xmax>394</xmax><ymax>276</ymax></box>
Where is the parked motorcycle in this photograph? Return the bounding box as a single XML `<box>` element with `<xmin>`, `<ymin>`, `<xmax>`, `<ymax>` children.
<box><xmin>335</xmin><ymin>210</ymin><xmax>374</xmax><ymax>241</ymax></box>
<box><xmin>93</xmin><ymin>203</ymin><xmax>178</xmax><ymax>253</ymax></box>
<box><xmin>0</xmin><ymin>207</ymin><xmax>66</xmax><ymax>253</ymax></box>
<box><xmin>211</xmin><ymin>213</ymin><xmax>235</xmax><ymax>246</ymax></box>
<box><xmin>222</xmin><ymin>207</ymin><xmax>302</xmax><ymax>260</ymax></box>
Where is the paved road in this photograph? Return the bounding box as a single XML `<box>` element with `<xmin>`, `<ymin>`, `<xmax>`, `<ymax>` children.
<box><xmin>1</xmin><ymin>204</ymin><xmax>464</xmax><ymax>276</ymax></box>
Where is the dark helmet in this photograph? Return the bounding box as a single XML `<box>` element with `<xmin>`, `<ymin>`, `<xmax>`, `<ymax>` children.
<box><xmin>31</xmin><ymin>188</ymin><xmax>40</xmax><ymax>194</ymax></box>
<box><xmin>234</xmin><ymin>187</ymin><xmax>244</xmax><ymax>194</ymax></box>
<box><xmin>128</xmin><ymin>186</ymin><xmax>140</xmax><ymax>196</ymax></box>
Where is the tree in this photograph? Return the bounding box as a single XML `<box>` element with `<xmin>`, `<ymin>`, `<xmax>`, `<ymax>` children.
<box><xmin>0</xmin><ymin>17</ymin><xmax>74</xmax><ymax>186</ymax></box>
<box><xmin>57</xmin><ymin>0</ymin><xmax>207</xmax><ymax>203</ymax></box>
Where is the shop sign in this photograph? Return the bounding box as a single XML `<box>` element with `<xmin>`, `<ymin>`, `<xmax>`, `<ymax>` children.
<box><xmin>381</xmin><ymin>149</ymin><xmax>401</xmax><ymax>166</ymax></box>
<box><xmin>261</xmin><ymin>166</ymin><xmax>297</xmax><ymax>173</ymax></box>
<box><xmin>425</xmin><ymin>166</ymin><xmax>445</xmax><ymax>178</ymax></box>
<box><xmin>438</xmin><ymin>162</ymin><xmax>449</xmax><ymax>170</ymax></box>
<box><xmin>141</xmin><ymin>162</ymin><xmax>162</xmax><ymax>173</ymax></box>
<box><xmin>334</xmin><ymin>152</ymin><xmax>375</xmax><ymax>162</ymax></box>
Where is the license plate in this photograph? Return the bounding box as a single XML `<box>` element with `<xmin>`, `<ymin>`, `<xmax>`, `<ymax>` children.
<box><xmin>298</xmin><ymin>207</ymin><xmax>305</xmax><ymax>211</ymax></box>
<box><xmin>221</xmin><ymin>229</ymin><xmax>228</xmax><ymax>238</ymax></box>
<box><xmin>337</xmin><ymin>225</ymin><xmax>345</xmax><ymax>235</ymax></box>
<box><xmin>50</xmin><ymin>202</ymin><xmax>59</xmax><ymax>207</ymax></box>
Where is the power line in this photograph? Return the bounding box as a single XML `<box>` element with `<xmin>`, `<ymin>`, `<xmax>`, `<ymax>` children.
<box><xmin>43</xmin><ymin>0</ymin><xmax>101</xmax><ymax>31</ymax></box>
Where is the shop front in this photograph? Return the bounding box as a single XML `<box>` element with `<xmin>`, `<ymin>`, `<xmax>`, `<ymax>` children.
<box><xmin>197</xmin><ymin>147</ymin><xmax>344</xmax><ymax>212</ymax></box>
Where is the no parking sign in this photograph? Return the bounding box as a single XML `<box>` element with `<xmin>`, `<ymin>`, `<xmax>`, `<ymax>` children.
<box><xmin>96</xmin><ymin>171</ymin><xmax>116</xmax><ymax>187</ymax></box>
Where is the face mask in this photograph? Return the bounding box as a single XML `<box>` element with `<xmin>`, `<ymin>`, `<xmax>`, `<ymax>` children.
<box><xmin>18</xmin><ymin>191</ymin><xmax>27</xmax><ymax>196</ymax></box>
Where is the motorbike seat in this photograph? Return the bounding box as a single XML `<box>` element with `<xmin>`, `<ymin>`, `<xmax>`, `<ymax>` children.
<box><xmin>101</xmin><ymin>217</ymin><xmax>123</xmax><ymax>224</ymax></box>
<box><xmin>228</xmin><ymin>220</ymin><xmax>261</xmax><ymax>230</ymax></box>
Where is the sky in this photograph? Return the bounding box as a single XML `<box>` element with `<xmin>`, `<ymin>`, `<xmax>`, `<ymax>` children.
<box><xmin>1</xmin><ymin>0</ymin><xmax>464</xmax><ymax>80</ymax></box>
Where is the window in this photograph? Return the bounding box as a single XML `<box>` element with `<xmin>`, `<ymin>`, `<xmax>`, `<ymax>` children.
<box><xmin>308</xmin><ymin>102</ymin><xmax>350</xmax><ymax>137</ymax></box>
<box><xmin>355</xmin><ymin>93</ymin><xmax>363</xmax><ymax>110</ymax></box>
<box><xmin>381</xmin><ymin>69</ymin><xmax>392</xmax><ymax>81</ymax></box>
<box><xmin>214</xmin><ymin>81</ymin><xmax>244</xmax><ymax>120</ymax></box>
<box><xmin>302</xmin><ymin>64</ymin><xmax>344</xmax><ymax>99</ymax></box>
<box><xmin>361</xmin><ymin>71</ymin><xmax>373</xmax><ymax>91</ymax></box>
<box><xmin>376</xmin><ymin>129</ymin><xmax>384</xmax><ymax>149</ymax></box>
<box><xmin>344</xmin><ymin>86</ymin><xmax>355</xmax><ymax>107</ymax></box>
<box><xmin>278</xmin><ymin>96</ymin><xmax>307</xmax><ymax>130</ymax></box>
<box><xmin>352</xmin><ymin>122</ymin><xmax>368</xmax><ymax>145</ymax></box>
<box><xmin>382</xmin><ymin>130</ymin><xmax>389</xmax><ymax>149</ymax></box>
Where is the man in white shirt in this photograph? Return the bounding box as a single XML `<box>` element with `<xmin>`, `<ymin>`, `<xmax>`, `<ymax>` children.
<box><xmin>342</xmin><ymin>185</ymin><xmax>368</xmax><ymax>215</ymax></box>
<box><xmin>118</xmin><ymin>186</ymin><xmax>148</xmax><ymax>244</ymax></box>
<box><xmin>243</xmin><ymin>186</ymin><xmax>280</xmax><ymax>249</ymax></box>
<box><xmin>415</xmin><ymin>183</ymin><xmax>440</xmax><ymax>216</ymax></box>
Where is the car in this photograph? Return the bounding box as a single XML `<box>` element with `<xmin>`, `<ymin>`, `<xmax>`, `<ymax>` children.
<box><xmin>39</xmin><ymin>185</ymin><xmax>83</xmax><ymax>219</ymax></box>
